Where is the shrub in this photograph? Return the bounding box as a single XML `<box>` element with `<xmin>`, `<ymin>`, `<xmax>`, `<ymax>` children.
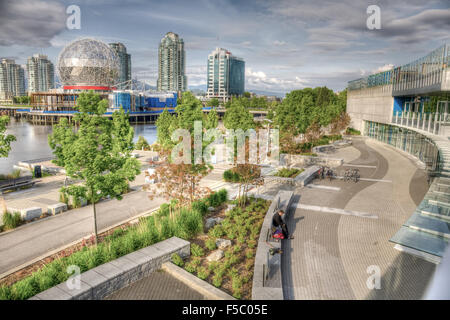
<box><xmin>231</xmin><ymin>274</ymin><xmax>243</xmax><ymax>291</ymax></box>
<box><xmin>0</xmin><ymin>286</ymin><xmax>12</xmax><ymax>300</ymax></box>
<box><xmin>2</xmin><ymin>211</ymin><xmax>22</xmax><ymax>230</ymax></box>
<box><xmin>346</xmin><ymin>127</ymin><xmax>361</xmax><ymax>135</ymax></box>
<box><xmin>196</xmin><ymin>267</ymin><xmax>210</xmax><ymax>280</ymax></box>
<box><xmin>245</xmin><ymin>249</ymin><xmax>254</xmax><ymax>259</ymax></box>
<box><xmin>171</xmin><ymin>253</ymin><xmax>184</xmax><ymax>267</ymax></box>
<box><xmin>208</xmin><ymin>261</ymin><xmax>218</xmax><ymax>271</ymax></box>
<box><xmin>247</xmin><ymin>240</ymin><xmax>256</xmax><ymax>249</ymax></box>
<box><xmin>191</xmin><ymin>257</ymin><xmax>202</xmax><ymax>266</ymax></box>
<box><xmin>212</xmin><ymin>274</ymin><xmax>222</xmax><ymax>287</ymax></box>
<box><xmin>208</xmin><ymin>225</ymin><xmax>225</xmax><ymax>238</ymax></box>
<box><xmin>274</xmin><ymin>168</ymin><xmax>302</xmax><ymax>178</ymax></box>
<box><xmin>245</xmin><ymin>259</ymin><xmax>254</xmax><ymax>271</ymax></box>
<box><xmin>232</xmin><ymin>245</ymin><xmax>242</xmax><ymax>254</ymax></box>
<box><xmin>243</xmin><ymin>272</ymin><xmax>253</xmax><ymax>284</ymax></box>
<box><xmin>191</xmin><ymin>243</ymin><xmax>205</xmax><ymax>257</ymax></box>
<box><xmin>185</xmin><ymin>262</ymin><xmax>197</xmax><ymax>274</ymax></box>
<box><xmin>205</xmin><ymin>238</ymin><xmax>217</xmax><ymax>250</ymax></box>
<box><xmin>223</xmin><ymin>170</ymin><xmax>241</xmax><ymax>182</ymax></box>
<box><xmin>232</xmin><ymin>288</ymin><xmax>242</xmax><ymax>299</ymax></box>
<box><xmin>206</xmin><ymin>192</ymin><xmax>221</xmax><ymax>207</ymax></box>
<box><xmin>191</xmin><ymin>200</ymin><xmax>208</xmax><ymax>216</ymax></box>
<box><xmin>237</xmin><ymin>235</ymin><xmax>246</xmax><ymax>245</ymax></box>
<box><xmin>217</xmin><ymin>189</ymin><xmax>228</xmax><ymax>203</ymax></box>
<box><xmin>173</xmin><ymin>208</ymin><xmax>203</xmax><ymax>240</ymax></box>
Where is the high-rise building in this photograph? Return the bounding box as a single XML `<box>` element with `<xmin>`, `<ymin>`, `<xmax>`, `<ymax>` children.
<box><xmin>109</xmin><ymin>43</ymin><xmax>131</xmax><ymax>89</ymax></box>
<box><xmin>26</xmin><ymin>54</ymin><xmax>54</xmax><ymax>93</ymax></box>
<box><xmin>0</xmin><ymin>58</ymin><xmax>26</xmax><ymax>100</ymax></box>
<box><xmin>206</xmin><ymin>48</ymin><xmax>245</xmax><ymax>101</ymax></box>
<box><xmin>157</xmin><ymin>32</ymin><xmax>187</xmax><ymax>92</ymax></box>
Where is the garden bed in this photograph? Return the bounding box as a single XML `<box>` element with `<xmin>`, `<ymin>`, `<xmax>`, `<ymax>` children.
<box><xmin>173</xmin><ymin>197</ymin><xmax>271</xmax><ymax>300</ymax></box>
<box><xmin>274</xmin><ymin>167</ymin><xmax>304</xmax><ymax>178</ymax></box>
<box><xmin>0</xmin><ymin>189</ymin><xmax>228</xmax><ymax>300</ymax></box>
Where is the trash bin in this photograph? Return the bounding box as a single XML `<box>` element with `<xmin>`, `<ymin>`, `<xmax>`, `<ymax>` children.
<box><xmin>34</xmin><ymin>165</ymin><xmax>42</xmax><ymax>178</ymax></box>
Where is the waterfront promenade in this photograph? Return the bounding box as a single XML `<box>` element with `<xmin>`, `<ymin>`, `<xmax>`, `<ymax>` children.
<box><xmin>282</xmin><ymin>137</ymin><xmax>436</xmax><ymax>299</ymax></box>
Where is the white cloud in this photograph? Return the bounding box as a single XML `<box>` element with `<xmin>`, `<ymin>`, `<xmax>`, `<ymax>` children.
<box><xmin>373</xmin><ymin>64</ymin><xmax>394</xmax><ymax>74</ymax></box>
<box><xmin>245</xmin><ymin>67</ymin><xmax>308</xmax><ymax>91</ymax></box>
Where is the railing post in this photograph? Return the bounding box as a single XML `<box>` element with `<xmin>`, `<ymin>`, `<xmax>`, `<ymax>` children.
<box><xmin>422</xmin><ymin>113</ymin><xmax>426</xmax><ymax>130</ymax></box>
<box><xmin>434</xmin><ymin>112</ymin><xmax>439</xmax><ymax>135</ymax></box>
<box><xmin>428</xmin><ymin>112</ymin><xmax>432</xmax><ymax>133</ymax></box>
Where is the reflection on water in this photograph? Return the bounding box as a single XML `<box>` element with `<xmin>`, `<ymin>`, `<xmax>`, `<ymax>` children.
<box><xmin>0</xmin><ymin>118</ymin><xmax>157</xmax><ymax>175</ymax></box>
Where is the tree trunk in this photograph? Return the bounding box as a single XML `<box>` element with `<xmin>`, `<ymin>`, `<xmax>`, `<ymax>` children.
<box><xmin>92</xmin><ymin>189</ymin><xmax>98</xmax><ymax>245</ymax></box>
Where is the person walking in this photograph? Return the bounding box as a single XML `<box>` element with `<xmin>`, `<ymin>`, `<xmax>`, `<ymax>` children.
<box><xmin>272</xmin><ymin>209</ymin><xmax>294</xmax><ymax>239</ymax></box>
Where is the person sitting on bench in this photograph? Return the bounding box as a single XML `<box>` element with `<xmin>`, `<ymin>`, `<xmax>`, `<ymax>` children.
<box><xmin>272</xmin><ymin>209</ymin><xmax>294</xmax><ymax>240</ymax></box>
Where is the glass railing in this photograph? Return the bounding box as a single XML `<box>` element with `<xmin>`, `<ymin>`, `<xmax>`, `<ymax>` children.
<box><xmin>392</xmin><ymin>111</ymin><xmax>450</xmax><ymax>136</ymax></box>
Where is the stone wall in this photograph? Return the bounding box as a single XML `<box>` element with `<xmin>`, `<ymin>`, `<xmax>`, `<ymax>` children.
<box><xmin>29</xmin><ymin>237</ymin><xmax>190</xmax><ymax>300</ymax></box>
<box><xmin>280</xmin><ymin>153</ymin><xmax>343</xmax><ymax>168</ymax></box>
<box><xmin>252</xmin><ymin>190</ymin><xmax>294</xmax><ymax>300</ymax></box>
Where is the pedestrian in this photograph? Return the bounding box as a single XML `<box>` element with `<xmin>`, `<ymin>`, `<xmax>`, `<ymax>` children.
<box><xmin>272</xmin><ymin>209</ymin><xmax>294</xmax><ymax>240</ymax></box>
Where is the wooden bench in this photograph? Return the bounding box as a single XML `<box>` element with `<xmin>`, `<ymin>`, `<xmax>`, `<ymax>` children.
<box><xmin>0</xmin><ymin>176</ymin><xmax>35</xmax><ymax>192</ymax></box>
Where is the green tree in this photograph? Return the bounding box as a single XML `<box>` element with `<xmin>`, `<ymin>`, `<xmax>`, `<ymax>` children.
<box><xmin>174</xmin><ymin>91</ymin><xmax>204</xmax><ymax>133</ymax></box>
<box><xmin>209</xmin><ymin>98</ymin><xmax>220</xmax><ymax>108</ymax></box>
<box><xmin>151</xmin><ymin>92</ymin><xmax>212</xmax><ymax>208</ymax></box>
<box><xmin>243</xmin><ymin>92</ymin><xmax>251</xmax><ymax>98</ymax></box>
<box><xmin>0</xmin><ymin>116</ymin><xmax>16</xmax><ymax>158</ymax></box>
<box><xmin>224</xmin><ymin>99</ymin><xmax>254</xmax><ymax>130</ymax></box>
<box><xmin>48</xmin><ymin>91</ymin><xmax>141</xmax><ymax>244</ymax></box>
<box><xmin>205</xmin><ymin>108</ymin><xmax>219</xmax><ymax>130</ymax></box>
<box><xmin>135</xmin><ymin>136</ymin><xmax>150</xmax><ymax>150</ymax></box>
<box><xmin>156</xmin><ymin>110</ymin><xmax>175</xmax><ymax>148</ymax></box>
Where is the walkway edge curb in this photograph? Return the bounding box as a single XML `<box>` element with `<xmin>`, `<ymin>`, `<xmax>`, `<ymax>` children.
<box><xmin>161</xmin><ymin>262</ymin><xmax>236</xmax><ymax>300</ymax></box>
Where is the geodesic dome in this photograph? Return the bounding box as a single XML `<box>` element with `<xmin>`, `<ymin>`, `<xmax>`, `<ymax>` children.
<box><xmin>57</xmin><ymin>38</ymin><xmax>119</xmax><ymax>88</ymax></box>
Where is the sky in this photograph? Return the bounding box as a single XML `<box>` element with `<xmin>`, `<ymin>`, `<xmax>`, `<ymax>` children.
<box><xmin>0</xmin><ymin>0</ymin><xmax>449</xmax><ymax>95</ymax></box>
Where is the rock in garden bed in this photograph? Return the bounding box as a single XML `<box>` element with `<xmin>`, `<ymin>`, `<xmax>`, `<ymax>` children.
<box><xmin>206</xmin><ymin>249</ymin><xmax>224</xmax><ymax>262</ymax></box>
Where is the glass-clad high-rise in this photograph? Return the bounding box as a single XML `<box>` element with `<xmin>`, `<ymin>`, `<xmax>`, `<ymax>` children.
<box><xmin>27</xmin><ymin>54</ymin><xmax>54</xmax><ymax>93</ymax></box>
<box><xmin>109</xmin><ymin>43</ymin><xmax>131</xmax><ymax>89</ymax></box>
<box><xmin>157</xmin><ymin>32</ymin><xmax>186</xmax><ymax>92</ymax></box>
<box><xmin>207</xmin><ymin>48</ymin><xmax>245</xmax><ymax>101</ymax></box>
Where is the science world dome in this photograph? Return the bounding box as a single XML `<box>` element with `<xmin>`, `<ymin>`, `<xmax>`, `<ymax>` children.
<box><xmin>57</xmin><ymin>38</ymin><xmax>119</xmax><ymax>90</ymax></box>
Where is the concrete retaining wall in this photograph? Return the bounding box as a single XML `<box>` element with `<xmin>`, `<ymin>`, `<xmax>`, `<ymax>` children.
<box><xmin>29</xmin><ymin>237</ymin><xmax>190</xmax><ymax>300</ymax></box>
<box><xmin>347</xmin><ymin>84</ymin><xmax>394</xmax><ymax>132</ymax></box>
<box><xmin>280</xmin><ymin>153</ymin><xmax>343</xmax><ymax>168</ymax></box>
<box><xmin>252</xmin><ymin>190</ymin><xmax>294</xmax><ymax>300</ymax></box>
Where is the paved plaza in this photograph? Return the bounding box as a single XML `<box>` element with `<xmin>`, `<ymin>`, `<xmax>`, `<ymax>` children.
<box><xmin>105</xmin><ymin>270</ymin><xmax>207</xmax><ymax>300</ymax></box>
<box><xmin>281</xmin><ymin>137</ymin><xmax>436</xmax><ymax>299</ymax></box>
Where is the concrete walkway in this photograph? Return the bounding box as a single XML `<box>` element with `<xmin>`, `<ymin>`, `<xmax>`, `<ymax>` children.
<box><xmin>282</xmin><ymin>137</ymin><xmax>436</xmax><ymax>300</ymax></box>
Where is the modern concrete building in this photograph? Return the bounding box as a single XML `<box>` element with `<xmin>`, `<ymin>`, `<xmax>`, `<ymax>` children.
<box><xmin>347</xmin><ymin>43</ymin><xmax>450</xmax><ymax>260</ymax></box>
<box><xmin>206</xmin><ymin>47</ymin><xmax>245</xmax><ymax>101</ymax></box>
<box><xmin>109</xmin><ymin>43</ymin><xmax>131</xmax><ymax>89</ymax></box>
<box><xmin>26</xmin><ymin>54</ymin><xmax>54</xmax><ymax>93</ymax></box>
<box><xmin>0</xmin><ymin>58</ymin><xmax>26</xmax><ymax>101</ymax></box>
<box><xmin>157</xmin><ymin>32</ymin><xmax>187</xmax><ymax>92</ymax></box>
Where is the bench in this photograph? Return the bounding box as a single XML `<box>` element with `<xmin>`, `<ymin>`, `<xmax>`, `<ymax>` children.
<box><xmin>0</xmin><ymin>176</ymin><xmax>35</xmax><ymax>192</ymax></box>
<box><xmin>267</xmin><ymin>191</ymin><xmax>295</xmax><ymax>242</ymax></box>
<box><xmin>252</xmin><ymin>190</ymin><xmax>294</xmax><ymax>300</ymax></box>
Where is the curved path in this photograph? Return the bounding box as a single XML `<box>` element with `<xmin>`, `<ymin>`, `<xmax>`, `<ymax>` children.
<box><xmin>282</xmin><ymin>137</ymin><xmax>436</xmax><ymax>299</ymax></box>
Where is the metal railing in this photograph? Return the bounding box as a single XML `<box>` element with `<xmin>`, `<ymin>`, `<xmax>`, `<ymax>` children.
<box><xmin>392</xmin><ymin>111</ymin><xmax>450</xmax><ymax>136</ymax></box>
